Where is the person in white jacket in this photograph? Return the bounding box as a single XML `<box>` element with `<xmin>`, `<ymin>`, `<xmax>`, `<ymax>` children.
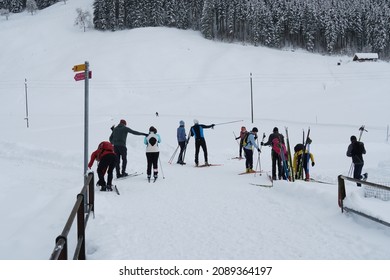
<box><xmin>144</xmin><ymin>126</ymin><xmax>161</xmax><ymax>182</ymax></box>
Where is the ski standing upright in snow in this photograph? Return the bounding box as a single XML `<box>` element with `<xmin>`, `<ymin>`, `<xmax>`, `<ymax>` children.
<box><xmin>285</xmin><ymin>127</ymin><xmax>295</xmax><ymax>182</ymax></box>
<box><xmin>300</xmin><ymin>127</ymin><xmax>311</xmax><ymax>180</ymax></box>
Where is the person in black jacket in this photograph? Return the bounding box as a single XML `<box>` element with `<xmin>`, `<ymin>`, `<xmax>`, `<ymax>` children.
<box><xmin>261</xmin><ymin>127</ymin><xmax>286</xmax><ymax>180</ymax></box>
<box><xmin>189</xmin><ymin>119</ymin><xmax>215</xmax><ymax>166</ymax></box>
<box><xmin>347</xmin><ymin>135</ymin><xmax>367</xmax><ymax>186</ymax></box>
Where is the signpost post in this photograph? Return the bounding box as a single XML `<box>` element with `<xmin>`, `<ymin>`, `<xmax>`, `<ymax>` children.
<box><xmin>73</xmin><ymin>62</ymin><xmax>91</xmax><ymax>212</ymax></box>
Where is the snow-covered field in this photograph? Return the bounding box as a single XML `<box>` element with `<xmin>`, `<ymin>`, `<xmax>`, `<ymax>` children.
<box><xmin>1</xmin><ymin>1</ymin><xmax>389</xmax><ymax>275</ymax></box>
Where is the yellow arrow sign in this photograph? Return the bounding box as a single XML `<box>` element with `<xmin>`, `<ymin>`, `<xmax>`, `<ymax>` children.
<box><xmin>72</xmin><ymin>64</ymin><xmax>86</xmax><ymax>72</ymax></box>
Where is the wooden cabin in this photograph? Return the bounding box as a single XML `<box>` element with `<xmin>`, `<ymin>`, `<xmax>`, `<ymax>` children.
<box><xmin>353</xmin><ymin>53</ymin><xmax>378</xmax><ymax>62</ymax></box>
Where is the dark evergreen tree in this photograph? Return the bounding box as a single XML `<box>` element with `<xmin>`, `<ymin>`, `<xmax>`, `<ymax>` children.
<box><xmin>93</xmin><ymin>0</ymin><xmax>108</xmax><ymax>30</ymax></box>
<box><xmin>9</xmin><ymin>0</ymin><xmax>24</xmax><ymax>13</ymax></box>
<box><xmin>36</xmin><ymin>0</ymin><xmax>57</xmax><ymax>10</ymax></box>
<box><xmin>117</xmin><ymin>0</ymin><xmax>125</xmax><ymax>30</ymax></box>
<box><xmin>200</xmin><ymin>0</ymin><xmax>215</xmax><ymax>39</ymax></box>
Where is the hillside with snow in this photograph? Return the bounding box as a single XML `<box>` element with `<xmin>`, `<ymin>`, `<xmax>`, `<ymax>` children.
<box><xmin>0</xmin><ymin>0</ymin><xmax>390</xmax><ymax>263</ymax></box>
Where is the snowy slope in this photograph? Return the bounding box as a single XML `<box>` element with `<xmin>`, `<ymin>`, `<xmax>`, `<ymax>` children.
<box><xmin>0</xmin><ymin>0</ymin><xmax>389</xmax><ymax>261</ymax></box>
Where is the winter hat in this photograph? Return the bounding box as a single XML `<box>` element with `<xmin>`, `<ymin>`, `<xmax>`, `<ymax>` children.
<box><xmin>252</xmin><ymin>127</ymin><xmax>258</xmax><ymax>132</ymax></box>
<box><xmin>179</xmin><ymin>120</ymin><xmax>185</xmax><ymax>126</ymax></box>
<box><xmin>294</xmin><ymin>143</ymin><xmax>304</xmax><ymax>153</ymax></box>
<box><xmin>120</xmin><ymin>119</ymin><xmax>127</xmax><ymax>125</ymax></box>
<box><xmin>194</xmin><ymin>119</ymin><xmax>199</xmax><ymax>124</ymax></box>
<box><xmin>149</xmin><ymin>126</ymin><xmax>157</xmax><ymax>133</ymax></box>
<box><xmin>273</xmin><ymin>127</ymin><xmax>279</xmax><ymax>132</ymax></box>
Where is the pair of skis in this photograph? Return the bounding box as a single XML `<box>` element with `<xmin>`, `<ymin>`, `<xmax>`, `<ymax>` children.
<box><xmin>115</xmin><ymin>172</ymin><xmax>143</xmax><ymax>181</ymax></box>
<box><xmin>196</xmin><ymin>163</ymin><xmax>222</xmax><ymax>168</ymax></box>
<box><xmin>111</xmin><ymin>172</ymin><xmax>143</xmax><ymax>195</ymax></box>
<box><xmin>239</xmin><ymin>170</ymin><xmax>273</xmax><ymax>187</ymax></box>
<box><xmin>98</xmin><ymin>185</ymin><xmax>120</xmax><ymax>195</ymax></box>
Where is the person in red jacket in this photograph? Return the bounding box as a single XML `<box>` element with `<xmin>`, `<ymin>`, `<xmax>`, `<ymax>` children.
<box><xmin>88</xmin><ymin>141</ymin><xmax>116</xmax><ymax>191</ymax></box>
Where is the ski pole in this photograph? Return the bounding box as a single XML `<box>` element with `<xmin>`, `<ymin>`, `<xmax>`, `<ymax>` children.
<box><xmin>254</xmin><ymin>133</ymin><xmax>266</xmax><ymax>176</ymax></box>
<box><xmin>233</xmin><ymin>132</ymin><xmax>240</xmax><ymax>145</ymax></box>
<box><xmin>213</xmin><ymin>120</ymin><xmax>243</xmax><ymax>126</ymax></box>
<box><xmin>158</xmin><ymin>156</ymin><xmax>165</xmax><ymax>179</ymax></box>
<box><xmin>168</xmin><ymin>145</ymin><xmax>179</xmax><ymax>164</ymax></box>
<box><xmin>182</xmin><ymin>130</ymin><xmax>191</xmax><ymax>162</ymax></box>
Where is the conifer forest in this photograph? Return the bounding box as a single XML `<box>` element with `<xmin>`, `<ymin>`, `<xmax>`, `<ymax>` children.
<box><xmin>2</xmin><ymin>0</ymin><xmax>390</xmax><ymax>58</ymax></box>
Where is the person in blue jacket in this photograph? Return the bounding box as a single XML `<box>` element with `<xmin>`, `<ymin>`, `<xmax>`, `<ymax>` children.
<box><xmin>189</xmin><ymin>119</ymin><xmax>215</xmax><ymax>166</ymax></box>
<box><xmin>243</xmin><ymin>127</ymin><xmax>261</xmax><ymax>173</ymax></box>
<box><xmin>176</xmin><ymin>120</ymin><xmax>187</xmax><ymax>165</ymax></box>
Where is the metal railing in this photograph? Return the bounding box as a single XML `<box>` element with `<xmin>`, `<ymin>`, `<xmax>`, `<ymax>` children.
<box><xmin>49</xmin><ymin>172</ymin><xmax>95</xmax><ymax>260</ymax></box>
<box><xmin>338</xmin><ymin>174</ymin><xmax>390</xmax><ymax>227</ymax></box>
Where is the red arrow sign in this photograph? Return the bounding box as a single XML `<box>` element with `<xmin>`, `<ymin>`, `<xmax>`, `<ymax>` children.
<box><xmin>74</xmin><ymin>71</ymin><xmax>92</xmax><ymax>81</ymax></box>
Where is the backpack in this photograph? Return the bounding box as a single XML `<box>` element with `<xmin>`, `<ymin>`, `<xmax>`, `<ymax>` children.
<box><xmin>242</xmin><ymin>132</ymin><xmax>250</xmax><ymax>147</ymax></box>
<box><xmin>97</xmin><ymin>141</ymin><xmax>114</xmax><ymax>161</ymax></box>
<box><xmin>148</xmin><ymin>136</ymin><xmax>157</xmax><ymax>146</ymax></box>
<box><xmin>272</xmin><ymin>136</ymin><xmax>287</xmax><ymax>157</ymax></box>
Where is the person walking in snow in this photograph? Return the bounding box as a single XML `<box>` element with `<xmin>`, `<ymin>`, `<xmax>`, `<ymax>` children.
<box><xmin>144</xmin><ymin>126</ymin><xmax>161</xmax><ymax>182</ymax></box>
<box><xmin>261</xmin><ymin>127</ymin><xmax>287</xmax><ymax>180</ymax></box>
<box><xmin>346</xmin><ymin>135</ymin><xmax>367</xmax><ymax>186</ymax></box>
<box><xmin>189</xmin><ymin>119</ymin><xmax>215</xmax><ymax>166</ymax></box>
<box><xmin>88</xmin><ymin>141</ymin><xmax>116</xmax><ymax>191</ymax></box>
<box><xmin>235</xmin><ymin>126</ymin><xmax>247</xmax><ymax>159</ymax></box>
<box><xmin>110</xmin><ymin>119</ymin><xmax>148</xmax><ymax>178</ymax></box>
<box><xmin>243</xmin><ymin>127</ymin><xmax>261</xmax><ymax>173</ymax></box>
<box><xmin>176</xmin><ymin>120</ymin><xmax>187</xmax><ymax>165</ymax></box>
<box><xmin>293</xmin><ymin>143</ymin><xmax>315</xmax><ymax>181</ymax></box>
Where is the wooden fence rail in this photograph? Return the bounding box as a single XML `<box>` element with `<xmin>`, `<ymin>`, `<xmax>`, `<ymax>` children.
<box><xmin>49</xmin><ymin>172</ymin><xmax>95</xmax><ymax>260</ymax></box>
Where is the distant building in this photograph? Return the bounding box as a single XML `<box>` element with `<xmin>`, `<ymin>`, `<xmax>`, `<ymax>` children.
<box><xmin>353</xmin><ymin>53</ymin><xmax>378</xmax><ymax>62</ymax></box>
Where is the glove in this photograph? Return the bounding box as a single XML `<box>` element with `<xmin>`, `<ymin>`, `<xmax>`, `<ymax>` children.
<box><xmin>312</xmin><ymin>162</ymin><xmax>315</xmax><ymax>167</ymax></box>
<box><xmin>143</xmin><ymin>133</ymin><xmax>149</xmax><ymax>137</ymax></box>
<box><xmin>85</xmin><ymin>168</ymin><xmax>93</xmax><ymax>176</ymax></box>
<box><xmin>211</xmin><ymin>124</ymin><xmax>215</xmax><ymax>128</ymax></box>
<box><xmin>260</xmin><ymin>142</ymin><xmax>264</xmax><ymax>146</ymax></box>
<box><xmin>257</xmin><ymin>148</ymin><xmax>261</xmax><ymax>152</ymax></box>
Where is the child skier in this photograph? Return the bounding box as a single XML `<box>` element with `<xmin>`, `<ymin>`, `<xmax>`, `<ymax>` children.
<box><xmin>293</xmin><ymin>143</ymin><xmax>315</xmax><ymax>181</ymax></box>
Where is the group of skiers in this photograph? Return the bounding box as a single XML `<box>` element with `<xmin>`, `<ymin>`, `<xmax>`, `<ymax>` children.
<box><xmin>88</xmin><ymin>118</ymin><xmax>216</xmax><ymax>191</ymax></box>
<box><xmin>235</xmin><ymin>126</ymin><xmax>314</xmax><ymax>181</ymax></box>
<box><xmin>88</xmin><ymin>118</ymin><xmax>368</xmax><ymax>191</ymax></box>
<box><xmin>236</xmin><ymin>126</ymin><xmax>367</xmax><ymax>185</ymax></box>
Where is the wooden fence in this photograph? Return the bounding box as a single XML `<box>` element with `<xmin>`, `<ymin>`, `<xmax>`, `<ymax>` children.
<box><xmin>49</xmin><ymin>172</ymin><xmax>95</xmax><ymax>260</ymax></box>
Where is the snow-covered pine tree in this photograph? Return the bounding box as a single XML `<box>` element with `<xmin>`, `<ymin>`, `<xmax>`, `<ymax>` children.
<box><xmin>26</xmin><ymin>0</ymin><xmax>38</xmax><ymax>15</ymax></box>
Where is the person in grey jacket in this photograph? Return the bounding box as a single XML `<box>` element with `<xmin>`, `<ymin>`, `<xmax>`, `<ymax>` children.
<box><xmin>110</xmin><ymin>119</ymin><xmax>148</xmax><ymax>178</ymax></box>
<box><xmin>176</xmin><ymin>120</ymin><xmax>187</xmax><ymax>165</ymax></box>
